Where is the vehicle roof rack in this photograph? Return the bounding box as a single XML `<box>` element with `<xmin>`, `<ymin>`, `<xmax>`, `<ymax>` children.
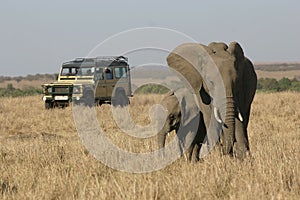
<box><xmin>95</xmin><ymin>56</ymin><xmax>128</xmax><ymax>62</ymax></box>
<box><xmin>62</xmin><ymin>56</ymin><xmax>128</xmax><ymax>66</ymax></box>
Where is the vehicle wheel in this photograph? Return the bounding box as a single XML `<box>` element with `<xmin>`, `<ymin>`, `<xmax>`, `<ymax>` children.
<box><xmin>45</xmin><ymin>101</ymin><xmax>54</xmax><ymax>109</ymax></box>
<box><xmin>83</xmin><ymin>91</ymin><xmax>95</xmax><ymax>107</ymax></box>
<box><xmin>73</xmin><ymin>99</ymin><xmax>81</xmax><ymax>106</ymax></box>
<box><xmin>113</xmin><ymin>89</ymin><xmax>129</xmax><ymax>107</ymax></box>
<box><xmin>97</xmin><ymin>100</ymin><xmax>103</xmax><ymax>106</ymax></box>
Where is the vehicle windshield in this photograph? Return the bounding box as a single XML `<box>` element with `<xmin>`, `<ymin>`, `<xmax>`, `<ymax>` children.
<box><xmin>60</xmin><ymin>66</ymin><xmax>95</xmax><ymax>76</ymax></box>
<box><xmin>60</xmin><ymin>67</ymin><xmax>78</xmax><ymax>76</ymax></box>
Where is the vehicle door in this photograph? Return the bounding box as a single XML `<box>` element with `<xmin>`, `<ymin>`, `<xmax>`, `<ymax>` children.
<box><xmin>104</xmin><ymin>66</ymin><xmax>115</xmax><ymax>97</ymax></box>
<box><xmin>95</xmin><ymin>67</ymin><xmax>107</xmax><ymax>97</ymax></box>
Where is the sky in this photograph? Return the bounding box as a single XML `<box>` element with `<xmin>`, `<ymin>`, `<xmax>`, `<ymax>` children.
<box><xmin>0</xmin><ymin>0</ymin><xmax>299</xmax><ymax>76</ymax></box>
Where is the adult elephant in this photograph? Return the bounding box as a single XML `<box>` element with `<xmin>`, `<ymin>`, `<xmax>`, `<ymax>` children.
<box><xmin>159</xmin><ymin>41</ymin><xmax>257</xmax><ymax>159</ymax></box>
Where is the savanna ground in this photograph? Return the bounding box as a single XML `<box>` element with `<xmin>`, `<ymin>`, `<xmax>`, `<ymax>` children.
<box><xmin>0</xmin><ymin>92</ymin><xmax>299</xmax><ymax>199</ymax></box>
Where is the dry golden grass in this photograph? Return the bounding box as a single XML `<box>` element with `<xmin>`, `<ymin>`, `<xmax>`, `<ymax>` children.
<box><xmin>0</xmin><ymin>93</ymin><xmax>299</xmax><ymax>199</ymax></box>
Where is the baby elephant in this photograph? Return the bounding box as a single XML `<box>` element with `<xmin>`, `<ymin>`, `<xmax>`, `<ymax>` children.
<box><xmin>157</xmin><ymin>90</ymin><xmax>206</xmax><ymax>161</ymax></box>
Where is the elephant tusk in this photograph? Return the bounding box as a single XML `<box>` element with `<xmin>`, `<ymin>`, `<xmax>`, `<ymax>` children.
<box><xmin>238</xmin><ymin>112</ymin><xmax>243</xmax><ymax>122</ymax></box>
<box><xmin>214</xmin><ymin>107</ymin><xmax>223</xmax><ymax>124</ymax></box>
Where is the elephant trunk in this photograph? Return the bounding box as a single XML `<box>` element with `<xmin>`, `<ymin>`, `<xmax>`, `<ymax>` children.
<box><xmin>234</xmin><ymin>118</ymin><xmax>249</xmax><ymax>159</ymax></box>
<box><xmin>157</xmin><ymin>128</ymin><xmax>168</xmax><ymax>159</ymax></box>
<box><xmin>158</xmin><ymin>129</ymin><xmax>167</xmax><ymax>150</ymax></box>
<box><xmin>222</xmin><ymin>96</ymin><xmax>235</xmax><ymax>155</ymax></box>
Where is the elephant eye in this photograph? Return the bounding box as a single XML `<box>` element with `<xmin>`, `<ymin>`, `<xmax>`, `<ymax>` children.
<box><xmin>169</xmin><ymin>114</ymin><xmax>175</xmax><ymax>120</ymax></box>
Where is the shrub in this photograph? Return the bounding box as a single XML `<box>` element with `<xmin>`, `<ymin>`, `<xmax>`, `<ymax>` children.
<box><xmin>257</xmin><ymin>77</ymin><xmax>300</xmax><ymax>92</ymax></box>
<box><xmin>278</xmin><ymin>77</ymin><xmax>292</xmax><ymax>91</ymax></box>
<box><xmin>135</xmin><ymin>84</ymin><xmax>170</xmax><ymax>94</ymax></box>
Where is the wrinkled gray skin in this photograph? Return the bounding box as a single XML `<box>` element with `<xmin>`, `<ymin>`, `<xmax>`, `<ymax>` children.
<box><xmin>159</xmin><ymin>41</ymin><xmax>257</xmax><ymax>159</ymax></box>
<box><xmin>157</xmin><ymin>90</ymin><xmax>206</xmax><ymax>161</ymax></box>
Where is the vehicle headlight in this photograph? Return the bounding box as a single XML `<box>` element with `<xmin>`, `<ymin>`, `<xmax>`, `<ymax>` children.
<box><xmin>42</xmin><ymin>86</ymin><xmax>47</xmax><ymax>94</ymax></box>
<box><xmin>47</xmin><ymin>87</ymin><xmax>52</xmax><ymax>93</ymax></box>
<box><xmin>73</xmin><ymin>85</ymin><xmax>81</xmax><ymax>94</ymax></box>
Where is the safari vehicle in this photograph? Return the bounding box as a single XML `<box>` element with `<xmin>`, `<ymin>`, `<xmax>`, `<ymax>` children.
<box><xmin>42</xmin><ymin>56</ymin><xmax>132</xmax><ymax>109</ymax></box>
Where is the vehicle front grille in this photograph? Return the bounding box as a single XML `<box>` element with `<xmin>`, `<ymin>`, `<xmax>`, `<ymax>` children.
<box><xmin>53</xmin><ymin>86</ymin><xmax>73</xmax><ymax>95</ymax></box>
<box><xmin>55</xmin><ymin>87</ymin><xmax>68</xmax><ymax>93</ymax></box>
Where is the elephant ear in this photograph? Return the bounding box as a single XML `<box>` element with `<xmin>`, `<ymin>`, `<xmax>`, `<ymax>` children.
<box><xmin>228</xmin><ymin>42</ymin><xmax>257</xmax><ymax>111</ymax></box>
<box><xmin>227</xmin><ymin>41</ymin><xmax>244</xmax><ymax>61</ymax></box>
<box><xmin>241</xmin><ymin>58</ymin><xmax>257</xmax><ymax>109</ymax></box>
<box><xmin>167</xmin><ymin>43</ymin><xmax>209</xmax><ymax>93</ymax></box>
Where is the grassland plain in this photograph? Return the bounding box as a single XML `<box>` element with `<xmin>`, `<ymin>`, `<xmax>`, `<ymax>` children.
<box><xmin>0</xmin><ymin>93</ymin><xmax>299</xmax><ymax>199</ymax></box>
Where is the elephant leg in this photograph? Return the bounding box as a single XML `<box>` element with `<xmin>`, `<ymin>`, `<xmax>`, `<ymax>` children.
<box><xmin>177</xmin><ymin>136</ymin><xmax>183</xmax><ymax>156</ymax></box>
<box><xmin>188</xmin><ymin>117</ymin><xmax>206</xmax><ymax>162</ymax></box>
<box><xmin>193</xmin><ymin>143</ymin><xmax>201</xmax><ymax>162</ymax></box>
<box><xmin>234</xmin><ymin>118</ymin><xmax>249</xmax><ymax>159</ymax></box>
<box><xmin>178</xmin><ymin>125</ymin><xmax>197</xmax><ymax>161</ymax></box>
<box><xmin>185</xmin><ymin>143</ymin><xmax>195</xmax><ymax>161</ymax></box>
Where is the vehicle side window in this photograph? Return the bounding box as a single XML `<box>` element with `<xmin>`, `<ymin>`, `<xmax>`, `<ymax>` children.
<box><xmin>114</xmin><ymin>67</ymin><xmax>127</xmax><ymax>79</ymax></box>
<box><xmin>95</xmin><ymin>67</ymin><xmax>104</xmax><ymax>80</ymax></box>
<box><xmin>78</xmin><ymin>67</ymin><xmax>94</xmax><ymax>76</ymax></box>
<box><xmin>104</xmin><ymin>67</ymin><xmax>113</xmax><ymax>80</ymax></box>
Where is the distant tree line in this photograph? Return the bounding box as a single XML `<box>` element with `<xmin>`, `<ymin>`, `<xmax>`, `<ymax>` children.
<box><xmin>0</xmin><ymin>84</ymin><xmax>41</xmax><ymax>97</ymax></box>
<box><xmin>135</xmin><ymin>78</ymin><xmax>300</xmax><ymax>94</ymax></box>
<box><xmin>254</xmin><ymin>63</ymin><xmax>300</xmax><ymax>71</ymax></box>
<box><xmin>1</xmin><ymin>77</ymin><xmax>300</xmax><ymax>97</ymax></box>
<box><xmin>0</xmin><ymin>74</ymin><xmax>57</xmax><ymax>83</ymax></box>
<box><xmin>257</xmin><ymin>77</ymin><xmax>300</xmax><ymax>92</ymax></box>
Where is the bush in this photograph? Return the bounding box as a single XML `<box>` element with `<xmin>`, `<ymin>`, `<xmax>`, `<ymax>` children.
<box><xmin>278</xmin><ymin>77</ymin><xmax>292</xmax><ymax>91</ymax></box>
<box><xmin>135</xmin><ymin>84</ymin><xmax>170</xmax><ymax>94</ymax></box>
<box><xmin>257</xmin><ymin>77</ymin><xmax>300</xmax><ymax>92</ymax></box>
<box><xmin>291</xmin><ymin>81</ymin><xmax>300</xmax><ymax>92</ymax></box>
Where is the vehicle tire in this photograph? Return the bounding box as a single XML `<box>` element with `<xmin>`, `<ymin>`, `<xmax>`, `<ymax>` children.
<box><xmin>97</xmin><ymin>100</ymin><xmax>103</xmax><ymax>106</ymax></box>
<box><xmin>113</xmin><ymin>89</ymin><xmax>129</xmax><ymax>107</ymax></box>
<box><xmin>83</xmin><ymin>90</ymin><xmax>95</xmax><ymax>107</ymax></box>
<box><xmin>73</xmin><ymin>99</ymin><xmax>81</xmax><ymax>106</ymax></box>
<box><xmin>45</xmin><ymin>101</ymin><xmax>54</xmax><ymax>109</ymax></box>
